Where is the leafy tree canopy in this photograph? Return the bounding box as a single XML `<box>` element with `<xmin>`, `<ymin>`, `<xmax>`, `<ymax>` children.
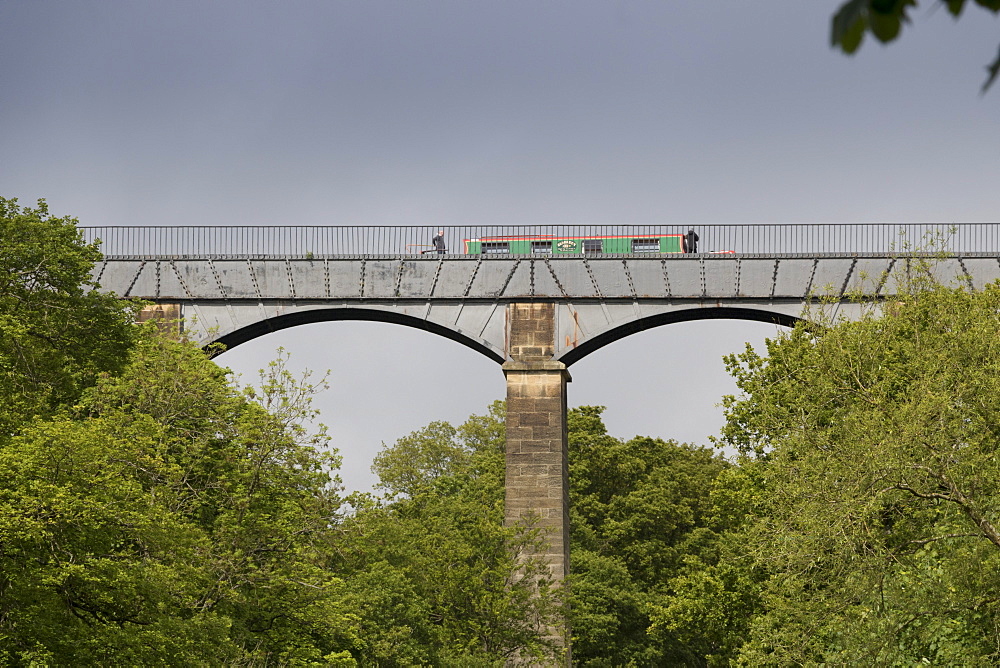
<box><xmin>831</xmin><ymin>0</ymin><xmax>1000</xmax><ymax>92</ymax></box>
<box><xmin>0</xmin><ymin>336</ymin><xmax>359</xmax><ymax>665</ymax></box>
<box><xmin>0</xmin><ymin>197</ymin><xmax>139</xmax><ymax>435</ymax></box>
<box><xmin>0</xmin><ymin>197</ymin><xmax>361</xmax><ymax>663</ymax></box>
<box><xmin>567</xmin><ymin>406</ymin><xmax>739</xmax><ymax>666</ymax></box>
<box><xmin>339</xmin><ymin>402</ymin><xmax>562</xmax><ymax>665</ymax></box>
<box><xmin>361</xmin><ymin>402</ymin><xmax>742</xmax><ymax>665</ymax></box>
<box><xmin>348</xmin><ymin>403</ymin><xmax>739</xmax><ymax>665</ymax></box>
<box><xmin>719</xmin><ymin>271</ymin><xmax>1000</xmax><ymax>664</ymax></box>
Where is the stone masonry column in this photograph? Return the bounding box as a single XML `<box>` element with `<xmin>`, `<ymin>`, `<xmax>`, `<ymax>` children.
<box><xmin>137</xmin><ymin>303</ymin><xmax>182</xmax><ymax>337</ymax></box>
<box><xmin>502</xmin><ymin>302</ymin><xmax>571</xmax><ymax>664</ymax></box>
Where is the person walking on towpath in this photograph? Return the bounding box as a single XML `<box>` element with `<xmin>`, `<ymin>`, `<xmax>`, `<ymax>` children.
<box><xmin>432</xmin><ymin>230</ymin><xmax>447</xmax><ymax>254</ymax></box>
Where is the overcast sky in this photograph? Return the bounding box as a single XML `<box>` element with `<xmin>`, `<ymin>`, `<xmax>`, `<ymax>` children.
<box><xmin>3</xmin><ymin>1</ymin><xmax>998</xmax><ymax>492</ymax></box>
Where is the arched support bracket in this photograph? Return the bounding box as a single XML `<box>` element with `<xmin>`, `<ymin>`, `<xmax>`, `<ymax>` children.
<box><xmin>554</xmin><ymin>303</ymin><xmax>805</xmax><ymax>366</ymax></box>
<box><xmin>177</xmin><ymin>301</ymin><xmax>507</xmax><ymax>363</ymax></box>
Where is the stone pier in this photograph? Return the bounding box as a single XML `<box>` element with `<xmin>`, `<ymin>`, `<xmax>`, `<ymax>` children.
<box><xmin>502</xmin><ymin>303</ymin><xmax>571</xmax><ymax>663</ymax></box>
<box><xmin>137</xmin><ymin>303</ymin><xmax>182</xmax><ymax>337</ymax></box>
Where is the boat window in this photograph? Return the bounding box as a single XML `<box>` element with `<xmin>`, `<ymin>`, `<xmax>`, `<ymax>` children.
<box><xmin>583</xmin><ymin>239</ymin><xmax>603</xmax><ymax>253</ymax></box>
<box><xmin>482</xmin><ymin>242</ymin><xmax>510</xmax><ymax>254</ymax></box>
<box><xmin>632</xmin><ymin>238</ymin><xmax>660</xmax><ymax>253</ymax></box>
<box><xmin>532</xmin><ymin>241</ymin><xmax>553</xmax><ymax>254</ymax></box>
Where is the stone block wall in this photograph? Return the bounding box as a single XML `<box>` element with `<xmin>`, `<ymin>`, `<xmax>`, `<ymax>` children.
<box><xmin>137</xmin><ymin>303</ymin><xmax>182</xmax><ymax>336</ymax></box>
<box><xmin>503</xmin><ymin>303</ymin><xmax>571</xmax><ymax>663</ymax></box>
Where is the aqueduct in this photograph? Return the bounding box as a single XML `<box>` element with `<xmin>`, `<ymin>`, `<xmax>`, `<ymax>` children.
<box><xmin>86</xmin><ymin>223</ymin><xmax>1000</xmax><ymax>663</ymax></box>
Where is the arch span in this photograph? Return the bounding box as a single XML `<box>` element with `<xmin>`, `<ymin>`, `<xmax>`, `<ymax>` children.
<box><xmin>206</xmin><ymin>306</ymin><xmax>506</xmax><ymax>363</ymax></box>
<box><xmin>556</xmin><ymin>306</ymin><xmax>802</xmax><ymax>366</ymax></box>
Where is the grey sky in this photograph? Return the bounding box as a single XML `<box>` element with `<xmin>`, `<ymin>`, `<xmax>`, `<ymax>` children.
<box><xmin>3</xmin><ymin>2</ymin><xmax>998</xmax><ymax>491</ymax></box>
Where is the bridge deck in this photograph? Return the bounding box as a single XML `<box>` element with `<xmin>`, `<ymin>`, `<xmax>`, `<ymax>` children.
<box><xmin>95</xmin><ymin>253</ymin><xmax>1000</xmax><ymax>302</ymax></box>
<box><xmin>86</xmin><ymin>225</ymin><xmax>1000</xmax><ymax>362</ymax></box>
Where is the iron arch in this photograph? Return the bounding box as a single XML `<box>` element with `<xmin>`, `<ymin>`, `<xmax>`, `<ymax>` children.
<box><xmin>556</xmin><ymin>306</ymin><xmax>802</xmax><ymax>367</ymax></box>
<box><xmin>206</xmin><ymin>306</ymin><xmax>505</xmax><ymax>363</ymax></box>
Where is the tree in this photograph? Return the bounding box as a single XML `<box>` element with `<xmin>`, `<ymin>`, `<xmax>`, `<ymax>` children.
<box><xmin>336</xmin><ymin>401</ymin><xmax>562</xmax><ymax>665</ymax></box>
<box><xmin>0</xmin><ymin>197</ymin><xmax>139</xmax><ymax>436</ymax></box>
<box><xmin>831</xmin><ymin>0</ymin><xmax>1000</xmax><ymax>92</ymax></box>
<box><xmin>340</xmin><ymin>403</ymin><xmax>740</xmax><ymax>665</ymax></box>
<box><xmin>567</xmin><ymin>406</ymin><xmax>738</xmax><ymax>666</ymax></box>
<box><xmin>719</xmin><ymin>273</ymin><xmax>1000</xmax><ymax>663</ymax></box>
<box><xmin>0</xmin><ymin>198</ymin><xmax>360</xmax><ymax>663</ymax></box>
<box><xmin>0</xmin><ymin>335</ymin><xmax>360</xmax><ymax>665</ymax></box>
<box><xmin>642</xmin><ymin>462</ymin><xmax>767</xmax><ymax>668</ymax></box>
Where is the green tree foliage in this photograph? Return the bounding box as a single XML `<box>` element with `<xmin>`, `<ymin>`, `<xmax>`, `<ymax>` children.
<box><xmin>831</xmin><ymin>0</ymin><xmax>1000</xmax><ymax>92</ymax></box>
<box><xmin>0</xmin><ymin>197</ymin><xmax>139</xmax><ymax>436</ymax></box>
<box><xmin>719</xmin><ymin>275</ymin><xmax>1000</xmax><ymax>664</ymax></box>
<box><xmin>336</xmin><ymin>402</ymin><xmax>561</xmax><ymax>665</ymax></box>
<box><xmin>641</xmin><ymin>463</ymin><xmax>766</xmax><ymax>667</ymax></box>
<box><xmin>349</xmin><ymin>403</ymin><xmax>743</xmax><ymax>665</ymax></box>
<box><xmin>0</xmin><ymin>337</ymin><xmax>359</xmax><ymax>664</ymax></box>
<box><xmin>567</xmin><ymin>407</ymin><xmax>738</xmax><ymax>666</ymax></box>
<box><xmin>0</xmin><ymin>198</ymin><xmax>363</xmax><ymax>663</ymax></box>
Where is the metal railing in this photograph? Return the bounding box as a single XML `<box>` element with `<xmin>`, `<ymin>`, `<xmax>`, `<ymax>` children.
<box><xmin>77</xmin><ymin>224</ymin><xmax>1000</xmax><ymax>258</ymax></box>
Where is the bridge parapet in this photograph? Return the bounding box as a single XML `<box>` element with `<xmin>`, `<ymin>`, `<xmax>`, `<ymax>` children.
<box><xmin>82</xmin><ymin>223</ymin><xmax>1000</xmax><ymax>257</ymax></box>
